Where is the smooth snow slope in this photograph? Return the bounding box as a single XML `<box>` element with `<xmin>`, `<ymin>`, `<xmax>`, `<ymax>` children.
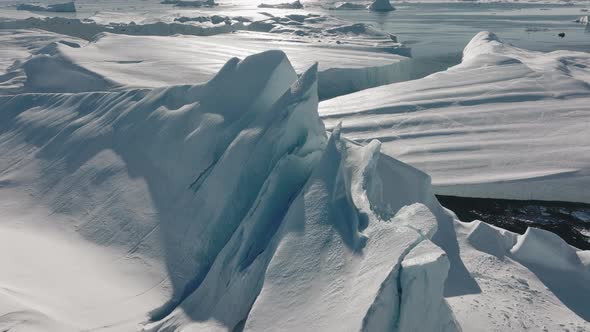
<box><xmin>320</xmin><ymin>31</ymin><xmax>590</xmax><ymax>203</ymax></box>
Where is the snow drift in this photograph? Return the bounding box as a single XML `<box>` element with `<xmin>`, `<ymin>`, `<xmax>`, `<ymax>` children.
<box><xmin>0</xmin><ymin>48</ymin><xmax>467</xmax><ymax>331</ymax></box>
<box><xmin>320</xmin><ymin>31</ymin><xmax>590</xmax><ymax>203</ymax></box>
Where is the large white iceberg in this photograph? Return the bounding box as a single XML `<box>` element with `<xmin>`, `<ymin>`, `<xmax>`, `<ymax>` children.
<box><xmin>320</xmin><ymin>31</ymin><xmax>590</xmax><ymax>203</ymax></box>
<box><xmin>0</xmin><ymin>32</ymin><xmax>589</xmax><ymax>332</ymax></box>
<box><xmin>0</xmin><ymin>47</ymin><xmax>470</xmax><ymax>331</ymax></box>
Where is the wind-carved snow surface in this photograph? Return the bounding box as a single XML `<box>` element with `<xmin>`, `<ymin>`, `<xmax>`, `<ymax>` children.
<box><xmin>0</xmin><ymin>8</ymin><xmax>410</xmax><ymax>99</ymax></box>
<box><xmin>450</xmin><ymin>220</ymin><xmax>590</xmax><ymax>331</ymax></box>
<box><xmin>320</xmin><ymin>31</ymin><xmax>590</xmax><ymax>203</ymax></box>
<box><xmin>0</xmin><ymin>28</ymin><xmax>410</xmax><ymax>99</ymax></box>
<box><xmin>0</xmin><ymin>48</ymin><xmax>468</xmax><ymax>331</ymax></box>
<box><xmin>1</xmin><ymin>32</ymin><xmax>590</xmax><ymax>331</ymax></box>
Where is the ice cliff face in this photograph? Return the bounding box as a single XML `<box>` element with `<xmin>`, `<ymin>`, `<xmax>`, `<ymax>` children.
<box><xmin>0</xmin><ymin>49</ymin><xmax>465</xmax><ymax>331</ymax></box>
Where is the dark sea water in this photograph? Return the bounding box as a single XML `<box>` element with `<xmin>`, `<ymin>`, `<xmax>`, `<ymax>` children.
<box><xmin>438</xmin><ymin>195</ymin><xmax>590</xmax><ymax>250</ymax></box>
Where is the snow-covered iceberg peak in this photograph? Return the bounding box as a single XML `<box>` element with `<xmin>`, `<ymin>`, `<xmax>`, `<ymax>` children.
<box><xmin>462</xmin><ymin>31</ymin><xmax>505</xmax><ymax>63</ymax></box>
<box><xmin>241</xmin><ymin>133</ymin><xmax>459</xmax><ymax>332</ymax></box>
<box><xmin>368</xmin><ymin>0</ymin><xmax>395</xmax><ymax>12</ymax></box>
<box><xmin>0</xmin><ymin>47</ymin><xmax>466</xmax><ymax>331</ymax></box>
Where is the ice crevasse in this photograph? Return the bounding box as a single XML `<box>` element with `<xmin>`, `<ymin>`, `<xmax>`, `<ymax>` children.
<box><xmin>0</xmin><ymin>48</ymin><xmax>467</xmax><ymax>331</ymax></box>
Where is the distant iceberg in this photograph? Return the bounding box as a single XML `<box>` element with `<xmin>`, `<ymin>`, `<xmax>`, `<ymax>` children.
<box><xmin>369</xmin><ymin>0</ymin><xmax>395</xmax><ymax>11</ymax></box>
<box><xmin>258</xmin><ymin>0</ymin><xmax>303</xmax><ymax>9</ymax></box>
<box><xmin>331</xmin><ymin>2</ymin><xmax>368</xmax><ymax>10</ymax></box>
<box><xmin>330</xmin><ymin>0</ymin><xmax>395</xmax><ymax>11</ymax></box>
<box><xmin>161</xmin><ymin>0</ymin><xmax>217</xmax><ymax>7</ymax></box>
<box><xmin>16</xmin><ymin>1</ymin><xmax>76</xmax><ymax>12</ymax></box>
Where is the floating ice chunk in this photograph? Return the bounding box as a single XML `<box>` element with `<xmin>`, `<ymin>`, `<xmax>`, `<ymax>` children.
<box><xmin>161</xmin><ymin>0</ymin><xmax>217</xmax><ymax>7</ymax></box>
<box><xmin>331</xmin><ymin>2</ymin><xmax>369</xmax><ymax>10</ymax></box>
<box><xmin>16</xmin><ymin>1</ymin><xmax>76</xmax><ymax>12</ymax></box>
<box><xmin>368</xmin><ymin>0</ymin><xmax>395</xmax><ymax>12</ymax></box>
<box><xmin>575</xmin><ymin>15</ymin><xmax>589</xmax><ymax>24</ymax></box>
<box><xmin>258</xmin><ymin>0</ymin><xmax>303</xmax><ymax>9</ymax></box>
<box><xmin>572</xmin><ymin>210</ymin><xmax>590</xmax><ymax>222</ymax></box>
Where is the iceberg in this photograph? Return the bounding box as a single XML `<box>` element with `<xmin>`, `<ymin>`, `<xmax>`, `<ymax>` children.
<box><xmin>368</xmin><ymin>0</ymin><xmax>396</xmax><ymax>11</ymax></box>
<box><xmin>0</xmin><ymin>47</ymin><xmax>461</xmax><ymax>331</ymax></box>
<box><xmin>331</xmin><ymin>2</ymin><xmax>369</xmax><ymax>10</ymax></box>
<box><xmin>0</xmin><ymin>28</ymin><xmax>410</xmax><ymax>99</ymax></box>
<box><xmin>330</xmin><ymin>0</ymin><xmax>395</xmax><ymax>11</ymax></box>
<box><xmin>320</xmin><ymin>31</ymin><xmax>590</xmax><ymax>203</ymax></box>
<box><xmin>16</xmin><ymin>2</ymin><xmax>76</xmax><ymax>13</ymax></box>
<box><xmin>0</xmin><ymin>32</ymin><xmax>589</xmax><ymax>332</ymax></box>
<box><xmin>258</xmin><ymin>0</ymin><xmax>304</xmax><ymax>9</ymax></box>
<box><xmin>161</xmin><ymin>0</ymin><xmax>217</xmax><ymax>7</ymax></box>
